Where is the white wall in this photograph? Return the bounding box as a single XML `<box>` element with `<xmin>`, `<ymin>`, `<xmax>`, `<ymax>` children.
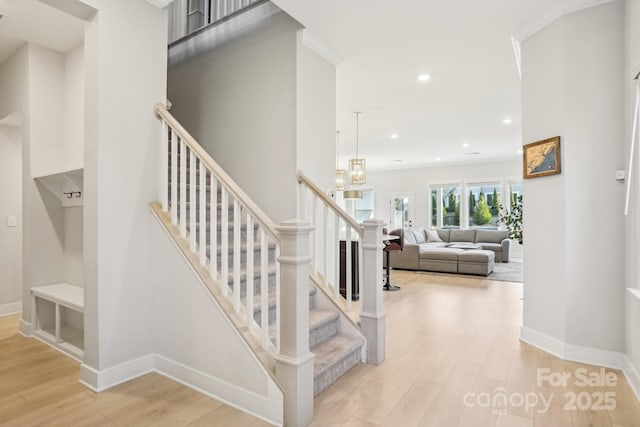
<box><xmin>520</xmin><ymin>17</ymin><xmax>567</xmax><ymax>345</ymax></box>
<box><xmin>367</xmin><ymin>160</ymin><xmax>520</xmax><ymax>228</ymax></box>
<box><xmin>625</xmin><ymin>0</ymin><xmax>640</xmax><ymax>397</ymax></box>
<box><xmin>296</xmin><ymin>39</ymin><xmax>336</xmax><ymax>192</ymax></box>
<box><xmin>521</xmin><ymin>1</ymin><xmax>625</xmax><ymax>355</ymax></box>
<box><xmin>80</xmin><ymin>0</ymin><xmax>167</xmax><ymax>385</ymax></box>
<box><xmin>64</xmin><ymin>207</ymin><xmax>83</xmax><ymax>287</ymax></box>
<box><xmin>64</xmin><ymin>43</ymin><xmax>84</xmax><ymax>171</ymax></box>
<box><xmin>168</xmin><ymin>12</ymin><xmax>301</xmax><ymax>223</ymax></box>
<box><xmin>0</xmin><ymin>125</ymin><xmax>23</xmax><ymax>312</ymax></box>
<box><xmin>29</xmin><ymin>45</ymin><xmax>66</xmax><ymax>178</ymax></box>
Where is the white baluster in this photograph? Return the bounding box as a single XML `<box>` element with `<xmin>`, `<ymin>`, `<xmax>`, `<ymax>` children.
<box><xmin>345</xmin><ymin>226</ymin><xmax>352</xmax><ymax>311</ymax></box>
<box><xmin>358</xmin><ymin>234</ymin><xmax>364</xmax><ymax>312</ymax></box>
<box><xmin>199</xmin><ymin>164</ymin><xmax>207</xmax><ymax>266</ymax></box>
<box><xmin>311</xmin><ymin>196</ymin><xmax>317</xmax><ymax>275</ymax></box>
<box><xmin>189</xmin><ymin>150</ymin><xmax>197</xmax><ymax>251</ymax></box>
<box><xmin>334</xmin><ymin>214</ymin><xmax>340</xmax><ymax>299</ymax></box>
<box><xmin>170</xmin><ymin>129</ymin><xmax>178</xmax><ymax>225</ymax></box>
<box><xmin>221</xmin><ymin>186</ymin><xmax>229</xmax><ymax>296</ymax></box>
<box><xmin>233</xmin><ymin>198</ymin><xmax>241</xmax><ymax>313</ymax></box>
<box><xmin>323</xmin><ymin>204</ymin><xmax>328</xmax><ymax>281</ymax></box>
<box><xmin>260</xmin><ymin>229</ymin><xmax>269</xmax><ymax>349</ymax></box>
<box><xmin>246</xmin><ymin>215</ymin><xmax>254</xmax><ymax>330</ymax></box>
<box><xmin>210</xmin><ymin>175</ymin><xmax>218</xmax><ymax>280</ymax></box>
<box><xmin>299</xmin><ymin>184</ymin><xmax>307</xmax><ymax>221</ymax></box>
<box><xmin>275</xmin><ymin>242</ymin><xmax>280</xmax><ymax>352</ymax></box>
<box><xmin>161</xmin><ymin>120</ymin><xmax>168</xmax><ymax>212</ymax></box>
<box><xmin>179</xmin><ymin>142</ymin><xmax>187</xmax><ymax>238</ymax></box>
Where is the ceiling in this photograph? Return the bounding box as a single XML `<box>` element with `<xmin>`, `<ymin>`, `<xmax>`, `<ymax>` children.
<box><xmin>0</xmin><ymin>0</ymin><xmax>84</xmax><ymax>66</ymax></box>
<box><xmin>272</xmin><ymin>0</ymin><xmax>605</xmax><ymax>170</ymax></box>
<box><xmin>0</xmin><ymin>0</ymin><xmax>606</xmax><ymax>170</ymax></box>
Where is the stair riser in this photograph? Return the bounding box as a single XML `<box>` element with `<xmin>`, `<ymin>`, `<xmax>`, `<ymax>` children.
<box><xmin>309</xmin><ymin>317</ymin><xmax>339</xmax><ymax>350</ymax></box>
<box><xmin>313</xmin><ymin>346</ymin><xmax>361</xmax><ymax>396</ymax></box>
<box><xmin>209</xmin><ymin>247</ymin><xmax>276</xmax><ymax>268</ymax></box>
<box><xmin>252</xmin><ymin>291</ymin><xmax>316</xmax><ymax>326</ymax></box>
<box><xmin>226</xmin><ymin>272</ymin><xmax>276</xmax><ymax>298</ymax></box>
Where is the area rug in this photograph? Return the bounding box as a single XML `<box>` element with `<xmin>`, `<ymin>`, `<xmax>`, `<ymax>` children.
<box><xmin>411</xmin><ymin>260</ymin><xmax>523</xmax><ymax>283</ymax></box>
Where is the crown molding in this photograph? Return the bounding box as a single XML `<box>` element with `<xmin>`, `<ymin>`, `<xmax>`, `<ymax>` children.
<box><xmin>146</xmin><ymin>0</ymin><xmax>174</xmax><ymax>9</ymax></box>
<box><xmin>300</xmin><ymin>29</ymin><xmax>342</xmax><ymax>66</ymax></box>
<box><xmin>513</xmin><ymin>0</ymin><xmax>615</xmax><ymax>43</ymax></box>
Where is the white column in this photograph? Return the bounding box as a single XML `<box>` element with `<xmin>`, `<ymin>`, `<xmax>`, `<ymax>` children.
<box><xmin>274</xmin><ymin>219</ymin><xmax>315</xmax><ymax>427</ymax></box>
<box><xmin>360</xmin><ymin>218</ymin><xmax>386</xmax><ymax>364</ymax></box>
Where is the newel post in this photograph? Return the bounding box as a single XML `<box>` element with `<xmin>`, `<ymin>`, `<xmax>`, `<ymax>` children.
<box><xmin>361</xmin><ymin>218</ymin><xmax>386</xmax><ymax>364</ymax></box>
<box><xmin>275</xmin><ymin>219</ymin><xmax>315</xmax><ymax>427</ymax></box>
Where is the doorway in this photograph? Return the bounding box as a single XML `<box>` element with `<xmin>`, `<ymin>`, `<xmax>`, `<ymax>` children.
<box><xmin>389</xmin><ymin>193</ymin><xmax>413</xmax><ymax>230</ymax></box>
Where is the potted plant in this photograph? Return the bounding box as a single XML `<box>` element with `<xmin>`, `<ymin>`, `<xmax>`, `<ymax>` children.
<box><xmin>498</xmin><ymin>194</ymin><xmax>523</xmax><ymax>244</ymax></box>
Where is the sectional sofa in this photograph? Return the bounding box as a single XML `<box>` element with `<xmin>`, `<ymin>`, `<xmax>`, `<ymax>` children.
<box><xmin>387</xmin><ymin>228</ymin><xmax>511</xmax><ymax>276</ymax></box>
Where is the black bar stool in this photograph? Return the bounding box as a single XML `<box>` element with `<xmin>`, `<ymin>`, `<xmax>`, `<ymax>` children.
<box><xmin>383</xmin><ymin>230</ymin><xmax>403</xmax><ymax>291</ymax></box>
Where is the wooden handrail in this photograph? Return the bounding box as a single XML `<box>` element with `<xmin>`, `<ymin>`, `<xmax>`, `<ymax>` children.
<box><xmin>155</xmin><ymin>103</ymin><xmax>280</xmax><ymax>243</ymax></box>
<box><xmin>296</xmin><ymin>171</ymin><xmax>363</xmax><ymax>237</ymax></box>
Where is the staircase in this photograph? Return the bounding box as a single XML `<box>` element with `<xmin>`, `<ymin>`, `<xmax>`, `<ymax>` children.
<box><xmin>164</xmin><ymin>118</ymin><xmax>365</xmax><ymax>398</ymax></box>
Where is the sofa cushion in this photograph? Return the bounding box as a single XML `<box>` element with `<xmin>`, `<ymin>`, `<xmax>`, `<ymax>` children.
<box><xmin>404</xmin><ymin>229</ymin><xmax>417</xmax><ymax>244</ymax></box>
<box><xmin>437</xmin><ymin>229</ymin><xmax>450</xmax><ymax>242</ymax></box>
<box><xmin>419</xmin><ymin>242</ymin><xmax>448</xmax><ymax>249</ymax></box>
<box><xmin>480</xmin><ymin>243</ymin><xmax>502</xmax><ymax>252</ymax></box>
<box><xmin>475</xmin><ymin>229</ymin><xmax>509</xmax><ymax>244</ymax></box>
<box><xmin>449</xmin><ymin>229</ymin><xmax>475</xmax><ymax>242</ymax></box>
<box><xmin>458</xmin><ymin>249</ymin><xmax>494</xmax><ymax>263</ymax></box>
<box><xmin>413</xmin><ymin>229</ymin><xmax>426</xmax><ymax>244</ymax></box>
<box><xmin>419</xmin><ymin>248</ymin><xmax>462</xmax><ymax>261</ymax></box>
<box><xmin>425</xmin><ymin>229</ymin><xmax>443</xmax><ymax>242</ymax></box>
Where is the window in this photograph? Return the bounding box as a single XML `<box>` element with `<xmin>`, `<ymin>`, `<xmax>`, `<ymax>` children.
<box><xmin>429</xmin><ymin>185</ymin><xmax>461</xmax><ymax>229</ymax></box>
<box><xmin>506</xmin><ymin>182</ymin><xmax>523</xmax><ymax>212</ymax></box>
<box><xmin>335</xmin><ymin>189</ymin><xmax>375</xmax><ymax>223</ymax></box>
<box><xmin>468</xmin><ymin>183</ymin><xmax>501</xmax><ymax>229</ymax></box>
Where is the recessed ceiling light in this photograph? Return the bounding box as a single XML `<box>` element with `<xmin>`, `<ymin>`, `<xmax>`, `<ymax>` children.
<box><xmin>517</xmin><ymin>149</ymin><xmax>523</xmax><ymax>154</ymax></box>
<box><xmin>390</xmin><ymin>133</ymin><xmax>399</xmax><ymax>139</ymax></box>
<box><xmin>436</xmin><ymin>157</ymin><xmax>441</xmax><ymax>162</ymax></box>
<box><xmin>503</xmin><ymin>117</ymin><xmax>513</xmax><ymax>125</ymax></box>
<box><xmin>417</xmin><ymin>73</ymin><xmax>431</xmax><ymax>82</ymax></box>
<box><xmin>462</xmin><ymin>142</ymin><xmax>469</xmax><ymax>148</ymax></box>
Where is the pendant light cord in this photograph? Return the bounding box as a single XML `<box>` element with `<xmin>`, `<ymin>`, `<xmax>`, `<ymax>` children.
<box><xmin>336</xmin><ymin>131</ymin><xmax>341</xmax><ymax>169</ymax></box>
<box><xmin>355</xmin><ymin>112</ymin><xmax>361</xmax><ymax>160</ymax></box>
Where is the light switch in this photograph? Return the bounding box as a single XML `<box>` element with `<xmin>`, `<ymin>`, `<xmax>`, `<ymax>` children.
<box><xmin>7</xmin><ymin>216</ymin><xmax>17</xmax><ymax>227</ymax></box>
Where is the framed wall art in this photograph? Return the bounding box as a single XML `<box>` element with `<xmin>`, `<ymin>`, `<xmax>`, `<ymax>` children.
<box><xmin>523</xmin><ymin>136</ymin><xmax>561</xmax><ymax>179</ymax></box>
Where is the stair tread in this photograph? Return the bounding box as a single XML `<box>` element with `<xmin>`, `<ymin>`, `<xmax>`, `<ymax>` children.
<box><xmin>309</xmin><ymin>309</ymin><xmax>339</xmax><ymax>332</ymax></box>
<box><xmin>312</xmin><ymin>333</ymin><xmax>364</xmax><ymax>377</ymax></box>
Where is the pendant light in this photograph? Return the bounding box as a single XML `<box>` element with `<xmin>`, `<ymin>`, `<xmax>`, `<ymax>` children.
<box><xmin>335</xmin><ymin>131</ymin><xmax>346</xmax><ymax>190</ymax></box>
<box><xmin>343</xmin><ymin>190</ymin><xmax>363</xmax><ymax>199</ymax></box>
<box><xmin>349</xmin><ymin>112</ymin><xmax>366</xmax><ymax>184</ymax></box>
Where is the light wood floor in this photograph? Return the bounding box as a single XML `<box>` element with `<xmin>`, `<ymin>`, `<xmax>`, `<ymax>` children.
<box><xmin>1</xmin><ymin>271</ymin><xmax>639</xmax><ymax>426</ymax></box>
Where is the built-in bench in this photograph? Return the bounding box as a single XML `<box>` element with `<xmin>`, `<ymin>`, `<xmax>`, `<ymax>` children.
<box><xmin>31</xmin><ymin>283</ymin><xmax>84</xmax><ymax>360</ymax></box>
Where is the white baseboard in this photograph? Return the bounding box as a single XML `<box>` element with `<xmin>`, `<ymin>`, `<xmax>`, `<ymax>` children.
<box><xmin>19</xmin><ymin>319</ymin><xmax>32</xmax><ymax>337</ymax></box>
<box><xmin>77</xmin><ymin>353</ymin><xmax>282</xmax><ymax>426</ymax></box>
<box><xmin>623</xmin><ymin>356</ymin><xmax>640</xmax><ymax>403</ymax></box>
<box><xmin>520</xmin><ymin>326</ymin><xmax>625</xmax><ymax>368</ymax></box>
<box><xmin>520</xmin><ymin>326</ymin><xmax>640</xmax><ymax>403</ymax></box>
<box><xmin>0</xmin><ymin>302</ymin><xmax>22</xmax><ymax>317</ymax></box>
<box><xmin>154</xmin><ymin>354</ymin><xmax>282</xmax><ymax>426</ymax></box>
<box><xmin>520</xmin><ymin>326</ymin><xmax>566</xmax><ymax>359</ymax></box>
<box><xmin>79</xmin><ymin>354</ymin><xmax>155</xmax><ymax>392</ymax></box>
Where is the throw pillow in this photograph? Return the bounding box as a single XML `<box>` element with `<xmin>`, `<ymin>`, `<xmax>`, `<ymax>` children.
<box><xmin>425</xmin><ymin>229</ymin><xmax>443</xmax><ymax>242</ymax></box>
